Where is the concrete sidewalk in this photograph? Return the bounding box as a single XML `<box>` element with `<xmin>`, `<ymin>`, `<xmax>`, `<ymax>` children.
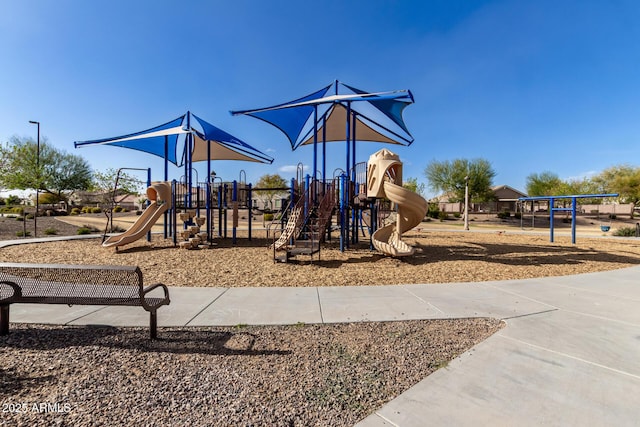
<box><xmin>7</xmin><ymin>265</ymin><xmax>640</xmax><ymax>426</ymax></box>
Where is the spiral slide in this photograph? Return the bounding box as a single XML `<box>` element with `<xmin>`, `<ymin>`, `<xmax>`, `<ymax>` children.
<box><xmin>367</xmin><ymin>149</ymin><xmax>428</xmax><ymax>257</ymax></box>
<box><xmin>371</xmin><ymin>181</ymin><xmax>428</xmax><ymax>256</ymax></box>
<box><xmin>102</xmin><ymin>182</ymin><xmax>172</xmax><ymax>249</ymax></box>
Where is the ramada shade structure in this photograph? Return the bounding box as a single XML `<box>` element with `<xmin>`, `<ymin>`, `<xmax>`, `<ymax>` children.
<box><xmin>231</xmin><ymin>80</ymin><xmax>415</xmax><ymax>181</ymax></box>
<box><xmin>74</xmin><ymin>111</ymin><xmax>273</xmax><ymax>185</ymax></box>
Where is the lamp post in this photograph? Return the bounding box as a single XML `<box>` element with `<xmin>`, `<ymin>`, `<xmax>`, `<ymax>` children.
<box><xmin>28</xmin><ymin>120</ymin><xmax>40</xmax><ymax>237</ymax></box>
<box><xmin>464</xmin><ymin>175</ymin><xmax>470</xmax><ymax>231</ymax></box>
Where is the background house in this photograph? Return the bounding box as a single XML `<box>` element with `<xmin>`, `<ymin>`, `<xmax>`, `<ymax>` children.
<box><xmin>432</xmin><ymin>185</ymin><xmax>527</xmax><ymax>213</ymax></box>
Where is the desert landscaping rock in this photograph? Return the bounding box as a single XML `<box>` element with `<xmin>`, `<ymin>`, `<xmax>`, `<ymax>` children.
<box><xmin>1</xmin><ymin>320</ymin><xmax>502</xmax><ymax>426</ymax></box>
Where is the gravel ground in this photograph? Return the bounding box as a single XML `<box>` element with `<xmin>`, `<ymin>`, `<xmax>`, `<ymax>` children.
<box><xmin>1</xmin><ymin>319</ymin><xmax>502</xmax><ymax>426</ymax></box>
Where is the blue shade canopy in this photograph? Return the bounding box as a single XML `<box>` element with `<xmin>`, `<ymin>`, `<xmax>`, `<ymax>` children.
<box><xmin>230</xmin><ymin>81</ymin><xmax>415</xmax><ymax>149</ymax></box>
<box><xmin>231</xmin><ymin>84</ymin><xmax>332</xmax><ymax>148</ymax></box>
<box><xmin>74</xmin><ymin>112</ymin><xmax>273</xmax><ymax>166</ymax></box>
<box><xmin>74</xmin><ymin>115</ymin><xmax>187</xmax><ymax>165</ymax></box>
<box><xmin>190</xmin><ymin>114</ymin><xmax>273</xmax><ymax>164</ymax></box>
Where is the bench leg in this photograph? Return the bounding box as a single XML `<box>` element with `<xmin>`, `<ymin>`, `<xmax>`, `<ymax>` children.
<box><xmin>0</xmin><ymin>304</ymin><xmax>9</xmax><ymax>335</ymax></box>
<box><xmin>149</xmin><ymin>310</ymin><xmax>157</xmax><ymax>340</ymax></box>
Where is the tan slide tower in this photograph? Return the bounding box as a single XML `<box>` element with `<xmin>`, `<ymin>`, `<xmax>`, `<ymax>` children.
<box><xmin>102</xmin><ymin>181</ymin><xmax>172</xmax><ymax>249</ymax></box>
<box><xmin>367</xmin><ymin>149</ymin><xmax>428</xmax><ymax>256</ymax></box>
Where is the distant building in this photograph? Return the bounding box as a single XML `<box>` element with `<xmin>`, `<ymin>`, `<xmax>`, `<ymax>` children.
<box><xmin>432</xmin><ymin>185</ymin><xmax>527</xmax><ymax>213</ymax></box>
<box><xmin>71</xmin><ymin>190</ymin><xmax>142</xmax><ymax>211</ymax></box>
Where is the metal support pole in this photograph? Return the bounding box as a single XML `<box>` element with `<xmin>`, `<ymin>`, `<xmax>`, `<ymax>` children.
<box><xmin>29</xmin><ymin>120</ymin><xmax>40</xmax><ymax>237</ymax></box>
<box><xmin>464</xmin><ymin>176</ymin><xmax>470</xmax><ymax>231</ymax></box>
<box><xmin>247</xmin><ymin>183</ymin><xmax>252</xmax><ymax>241</ymax></box>
<box><xmin>232</xmin><ymin>180</ymin><xmax>237</xmax><ymax>244</ymax></box>
<box><xmin>549</xmin><ymin>197</ymin><xmax>555</xmax><ymax>243</ymax></box>
<box><xmin>571</xmin><ymin>197</ymin><xmax>577</xmax><ymax>244</ymax></box>
<box><xmin>217</xmin><ymin>184</ymin><xmax>223</xmax><ymax>237</ymax></box>
<box><xmin>146</xmin><ymin>168</ymin><xmax>152</xmax><ymax>242</ymax></box>
<box><xmin>340</xmin><ymin>173</ymin><xmax>347</xmax><ymax>252</ymax></box>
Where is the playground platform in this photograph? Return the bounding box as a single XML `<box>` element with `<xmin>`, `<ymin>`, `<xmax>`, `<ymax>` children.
<box><xmin>5</xmin><ymin>241</ymin><xmax>639</xmax><ymax>426</ymax></box>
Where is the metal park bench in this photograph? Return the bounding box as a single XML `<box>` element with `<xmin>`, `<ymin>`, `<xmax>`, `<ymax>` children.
<box><xmin>0</xmin><ymin>263</ymin><xmax>170</xmax><ymax>339</ymax></box>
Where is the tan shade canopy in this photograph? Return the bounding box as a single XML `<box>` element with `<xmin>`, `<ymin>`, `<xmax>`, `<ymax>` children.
<box><xmin>190</xmin><ymin>133</ymin><xmax>267</xmax><ymax>163</ymax></box>
<box><xmin>298</xmin><ymin>103</ymin><xmax>402</xmax><ymax>147</ymax></box>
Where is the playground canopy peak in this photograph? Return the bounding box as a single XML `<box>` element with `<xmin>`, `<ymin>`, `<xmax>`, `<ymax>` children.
<box><xmin>74</xmin><ymin>111</ymin><xmax>274</xmax><ymax>167</ymax></box>
<box><xmin>230</xmin><ymin>80</ymin><xmax>415</xmax><ymax>150</ymax></box>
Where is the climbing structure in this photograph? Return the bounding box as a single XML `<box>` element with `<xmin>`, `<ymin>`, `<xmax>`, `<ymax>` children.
<box><xmin>367</xmin><ymin>149</ymin><xmax>427</xmax><ymax>256</ymax></box>
<box><xmin>272</xmin><ymin>180</ymin><xmax>336</xmax><ymax>262</ymax></box>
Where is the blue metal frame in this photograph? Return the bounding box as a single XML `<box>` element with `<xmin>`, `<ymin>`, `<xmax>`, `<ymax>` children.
<box><xmin>518</xmin><ymin>193</ymin><xmax>619</xmax><ymax>244</ymax></box>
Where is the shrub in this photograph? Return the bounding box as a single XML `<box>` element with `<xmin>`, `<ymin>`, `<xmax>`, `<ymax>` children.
<box><xmin>453</xmin><ymin>212</ymin><xmax>461</xmax><ymax>219</ymax></box>
<box><xmin>70</xmin><ymin>207</ymin><xmax>81</xmax><ymax>215</ymax></box>
<box><xmin>608</xmin><ymin>213</ymin><xmax>617</xmax><ymax>220</ymax></box>
<box><xmin>6</xmin><ymin>195</ymin><xmax>20</xmax><ymax>205</ymax></box>
<box><xmin>264</xmin><ymin>213</ymin><xmax>274</xmax><ymax>221</ymax></box>
<box><xmin>91</xmin><ymin>207</ymin><xmax>102</xmax><ymax>214</ymax></box>
<box><xmin>438</xmin><ymin>211</ymin><xmax>448</xmax><ymax>221</ymax></box>
<box><xmin>427</xmin><ymin>204</ymin><xmax>440</xmax><ymax>219</ymax></box>
<box><xmin>514</xmin><ymin>212</ymin><xmax>522</xmax><ymax>219</ymax></box>
<box><xmin>135</xmin><ymin>210</ymin><xmax>142</xmax><ymax>216</ymax></box>
<box><xmin>44</xmin><ymin>227</ymin><xmax>58</xmax><ymax>235</ymax></box>
<box><xmin>77</xmin><ymin>224</ymin><xmax>100</xmax><ymax>235</ymax></box>
<box><xmin>497</xmin><ymin>211</ymin><xmax>511</xmax><ymax>219</ymax></box>
<box><xmin>15</xmin><ymin>216</ymin><xmax>24</xmax><ymax>222</ymax></box>
<box><xmin>16</xmin><ymin>230</ymin><xmax>31</xmax><ymax>237</ymax></box>
<box><xmin>113</xmin><ymin>205</ymin><xmax>123</xmax><ymax>213</ymax></box>
<box><xmin>12</xmin><ymin>207</ymin><xmax>24</xmax><ymax>215</ymax></box>
<box><xmin>81</xmin><ymin>206</ymin><xmax>91</xmax><ymax>214</ymax></box>
<box><xmin>25</xmin><ymin>213</ymin><xmax>35</xmax><ymax>219</ymax></box>
<box><xmin>613</xmin><ymin>226</ymin><xmax>637</xmax><ymax>237</ymax></box>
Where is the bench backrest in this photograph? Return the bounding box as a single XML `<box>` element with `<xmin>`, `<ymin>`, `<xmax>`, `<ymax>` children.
<box><xmin>0</xmin><ymin>263</ymin><xmax>143</xmax><ymax>302</ymax></box>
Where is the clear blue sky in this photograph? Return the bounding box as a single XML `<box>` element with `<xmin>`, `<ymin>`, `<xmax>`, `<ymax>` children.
<box><xmin>2</xmin><ymin>0</ymin><xmax>639</xmax><ymax>197</ymax></box>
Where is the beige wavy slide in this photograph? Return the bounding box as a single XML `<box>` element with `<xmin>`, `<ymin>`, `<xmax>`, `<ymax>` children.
<box><xmin>102</xmin><ymin>181</ymin><xmax>172</xmax><ymax>249</ymax></box>
<box><xmin>367</xmin><ymin>149</ymin><xmax>428</xmax><ymax>257</ymax></box>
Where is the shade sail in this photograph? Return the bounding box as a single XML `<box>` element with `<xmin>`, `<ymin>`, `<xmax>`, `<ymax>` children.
<box><xmin>231</xmin><ymin>84</ymin><xmax>332</xmax><ymax>148</ymax></box>
<box><xmin>230</xmin><ymin>81</ymin><xmax>415</xmax><ymax>149</ymax></box>
<box><xmin>190</xmin><ymin>114</ymin><xmax>273</xmax><ymax>164</ymax></box>
<box><xmin>297</xmin><ymin>103</ymin><xmax>404</xmax><ymax>147</ymax></box>
<box><xmin>74</xmin><ymin>111</ymin><xmax>273</xmax><ymax>167</ymax></box>
<box><xmin>74</xmin><ymin>115</ymin><xmax>187</xmax><ymax>165</ymax></box>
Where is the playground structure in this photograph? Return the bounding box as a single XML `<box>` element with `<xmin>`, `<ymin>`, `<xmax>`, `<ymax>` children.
<box><xmin>102</xmin><ymin>147</ymin><xmax>428</xmax><ymax>259</ymax></box>
<box><xmin>518</xmin><ymin>193</ymin><xmax>619</xmax><ymax>244</ymax></box>
<box><xmin>77</xmin><ymin>81</ymin><xmax>424</xmax><ymax>256</ymax></box>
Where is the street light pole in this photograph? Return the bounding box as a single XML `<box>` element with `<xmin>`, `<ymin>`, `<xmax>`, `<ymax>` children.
<box><xmin>29</xmin><ymin>120</ymin><xmax>40</xmax><ymax>237</ymax></box>
<box><xmin>464</xmin><ymin>175</ymin><xmax>470</xmax><ymax>231</ymax></box>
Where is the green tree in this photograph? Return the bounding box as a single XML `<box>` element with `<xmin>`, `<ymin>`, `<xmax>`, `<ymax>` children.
<box><xmin>525</xmin><ymin>171</ymin><xmax>563</xmax><ymax>196</ymax></box>
<box><xmin>593</xmin><ymin>165</ymin><xmax>640</xmax><ymax>206</ymax></box>
<box><xmin>91</xmin><ymin>168</ymin><xmax>144</xmax><ymax>206</ymax></box>
<box><xmin>0</xmin><ymin>141</ymin><xmax>9</xmax><ymax>192</ymax></box>
<box><xmin>255</xmin><ymin>173</ymin><xmax>288</xmax><ymax>210</ymax></box>
<box><xmin>91</xmin><ymin>168</ymin><xmax>145</xmax><ymax>232</ymax></box>
<box><xmin>403</xmin><ymin>177</ymin><xmax>425</xmax><ymax>196</ymax></box>
<box><xmin>0</xmin><ymin>136</ymin><xmax>92</xmax><ymax>205</ymax></box>
<box><xmin>424</xmin><ymin>158</ymin><xmax>496</xmax><ymax>203</ymax></box>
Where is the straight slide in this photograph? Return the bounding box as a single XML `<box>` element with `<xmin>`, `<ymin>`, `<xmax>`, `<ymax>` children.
<box><xmin>102</xmin><ymin>182</ymin><xmax>172</xmax><ymax>249</ymax></box>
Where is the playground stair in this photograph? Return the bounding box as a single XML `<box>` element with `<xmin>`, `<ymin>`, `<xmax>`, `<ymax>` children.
<box><xmin>273</xmin><ymin>182</ymin><xmax>336</xmax><ymax>263</ymax></box>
